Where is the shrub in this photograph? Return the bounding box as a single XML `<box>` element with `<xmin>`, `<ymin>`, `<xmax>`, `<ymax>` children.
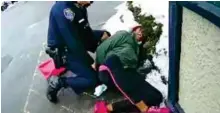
<box><xmin>127</xmin><ymin>1</ymin><xmax>163</xmax><ymax>63</ymax></box>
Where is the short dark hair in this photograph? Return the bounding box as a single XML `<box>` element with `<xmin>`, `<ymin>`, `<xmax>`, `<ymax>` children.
<box><xmin>105</xmin><ymin>31</ymin><xmax>111</xmax><ymax>37</ymax></box>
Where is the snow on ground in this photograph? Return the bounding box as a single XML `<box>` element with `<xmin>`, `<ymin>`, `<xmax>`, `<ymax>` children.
<box><xmin>102</xmin><ymin>1</ymin><xmax>169</xmax><ymax>106</ymax></box>
<box><xmin>102</xmin><ymin>2</ymin><xmax>138</xmax><ymax>34</ymax></box>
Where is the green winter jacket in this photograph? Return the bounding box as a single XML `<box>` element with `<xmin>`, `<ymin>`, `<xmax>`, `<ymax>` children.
<box><xmin>96</xmin><ymin>30</ymin><xmax>139</xmax><ymax>68</ymax></box>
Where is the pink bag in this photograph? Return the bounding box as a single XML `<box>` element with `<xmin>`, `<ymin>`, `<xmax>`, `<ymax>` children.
<box><xmin>38</xmin><ymin>58</ymin><xmax>66</xmax><ymax>80</ymax></box>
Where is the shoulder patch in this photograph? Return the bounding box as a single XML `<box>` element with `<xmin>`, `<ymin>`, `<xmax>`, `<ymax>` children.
<box><xmin>63</xmin><ymin>8</ymin><xmax>75</xmax><ymax>21</ymax></box>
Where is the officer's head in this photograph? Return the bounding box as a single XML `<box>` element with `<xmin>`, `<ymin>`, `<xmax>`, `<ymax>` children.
<box><xmin>77</xmin><ymin>1</ymin><xmax>93</xmax><ymax>8</ymax></box>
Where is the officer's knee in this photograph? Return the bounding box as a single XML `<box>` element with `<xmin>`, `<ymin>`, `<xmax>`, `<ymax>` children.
<box><xmin>89</xmin><ymin>78</ymin><xmax>97</xmax><ymax>87</ymax></box>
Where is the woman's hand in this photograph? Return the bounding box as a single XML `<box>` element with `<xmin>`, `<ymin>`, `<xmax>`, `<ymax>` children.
<box><xmin>101</xmin><ymin>32</ymin><xmax>110</xmax><ymax>41</ymax></box>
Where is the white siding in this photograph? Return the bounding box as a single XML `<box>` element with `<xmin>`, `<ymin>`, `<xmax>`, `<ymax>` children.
<box><xmin>179</xmin><ymin>7</ymin><xmax>220</xmax><ymax>113</ymax></box>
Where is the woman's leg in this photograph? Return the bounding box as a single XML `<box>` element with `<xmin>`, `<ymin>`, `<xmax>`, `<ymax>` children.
<box><xmin>98</xmin><ymin>70</ymin><xmax>115</xmax><ymax>89</ymax></box>
<box><xmin>98</xmin><ymin>55</ymin><xmax>155</xmax><ymax>112</ymax></box>
<box><xmin>98</xmin><ymin>55</ymin><xmax>143</xmax><ymax>112</ymax></box>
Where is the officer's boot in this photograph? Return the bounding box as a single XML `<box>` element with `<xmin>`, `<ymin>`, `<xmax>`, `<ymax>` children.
<box><xmin>46</xmin><ymin>76</ymin><xmax>67</xmax><ymax>103</ymax></box>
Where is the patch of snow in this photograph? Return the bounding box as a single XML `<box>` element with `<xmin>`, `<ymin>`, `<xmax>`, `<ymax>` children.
<box><xmin>102</xmin><ymin>2</ymin><xmax>138</xmax><ymax>35</ymax></box>
<box><xmin>138</xmin><ymin>0</ymin><xmax>169</xmax><ymax>99</ymax></box>
<box><xmin>131</xmin><ymin>1</ymin><xmax>169</xmax><ymax>101</ymax></box>
<box><xmin>145</xmin><ymin>70</ymin><xmax>168</xmax><ymax>98</ymax></box>
<box><xmin>102</xmin><ymin>1</ymin><xmax>169</xmax><ymax>105</ymax></box>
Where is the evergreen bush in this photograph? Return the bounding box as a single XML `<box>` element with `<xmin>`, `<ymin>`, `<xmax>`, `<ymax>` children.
<box><xmin>127</xmin><ymin>1</ymin><xmax>163</xmax><ymax>63</ymax></box>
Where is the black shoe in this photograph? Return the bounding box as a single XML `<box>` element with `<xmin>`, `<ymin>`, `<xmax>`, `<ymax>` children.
<box><xmin>46</xmin><ymin>76</ymin><xmax>66</xmax><ymax>103</ymax></box>
<box><xmin>46</xmin><ymin>85</ymin><xmax>59</xmax><ymax>103</ymax></box>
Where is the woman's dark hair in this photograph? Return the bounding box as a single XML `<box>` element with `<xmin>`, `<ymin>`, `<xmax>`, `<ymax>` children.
<box><xmin>105</xmin><ymin>31</ymin><xmax>111</xmax><ymax>37</ymax></box>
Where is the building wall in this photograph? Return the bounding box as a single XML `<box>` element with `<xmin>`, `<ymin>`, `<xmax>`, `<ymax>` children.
<box><xmin>179</xmin><ymin>7</ymin><xmax>220</xmax><ymax>113</ymax></box>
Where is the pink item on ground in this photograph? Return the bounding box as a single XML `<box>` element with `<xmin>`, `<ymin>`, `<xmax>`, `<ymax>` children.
<box><xmin>94</xmin><ymin>101</ymin><xmax>109</xmax><ymax>113</ymax></box>
<box><xmin>147</xmin><ymin>107</ymin><xmax>171</xmax><ymax>113</ymax></box>
<box><xmin>38</xmin><ymin>58</ymin><xmax>66</xmax><ymax>80</ymax></box>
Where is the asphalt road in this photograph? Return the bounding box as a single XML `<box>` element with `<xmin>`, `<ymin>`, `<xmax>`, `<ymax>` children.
<box><xmin>1</xmin><ymin>1</ymin><xmax>122</xmax><ymax>113</ymax></box>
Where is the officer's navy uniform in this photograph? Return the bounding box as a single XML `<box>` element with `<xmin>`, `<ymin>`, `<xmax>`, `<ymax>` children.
<box><xmin>47</xmin><ymin>1</ymin><xmax>106</xmax><ymax>97</ymax></box>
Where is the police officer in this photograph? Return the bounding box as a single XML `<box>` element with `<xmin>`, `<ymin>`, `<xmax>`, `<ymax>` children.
<box><xmin>47</xmin><ymin>1</ymin><xmax>110</xmax><ymax>103</ymax></box>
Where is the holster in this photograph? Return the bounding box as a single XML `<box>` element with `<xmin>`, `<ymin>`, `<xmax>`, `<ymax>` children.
<box><xmin>45</xmin><ymin>47</ymin><xmax>68</xmax><ymax>69</ymax></box>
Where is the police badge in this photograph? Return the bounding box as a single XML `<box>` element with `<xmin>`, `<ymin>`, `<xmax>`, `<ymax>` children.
<box><xmin>64</xmin><ymin>8</ymin><xmax>75</xmax><ymax>21</ymax></box>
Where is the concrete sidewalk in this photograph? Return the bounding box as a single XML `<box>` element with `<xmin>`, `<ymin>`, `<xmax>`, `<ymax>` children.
<box><xmin>22</xmin><ymin>50</ymin><xmax>91</xmax><ymax>113</ymax></box>
<box><xmin>0</xmin><ymin>2</ymin><xmax>123</xmax><ymax>113</ymax></box>
<box><xmin>23</xmin><ymin>50</ymin><xmax>123</xmax><ymax>113</ymax></box>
